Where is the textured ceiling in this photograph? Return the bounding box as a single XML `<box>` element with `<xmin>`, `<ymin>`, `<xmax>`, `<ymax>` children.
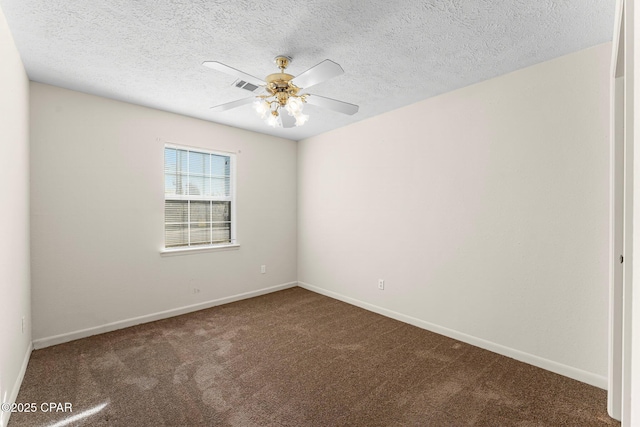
<box><xmin>1</xmin><ymin>0</ymin><xmax>614</xmax><ymax>141</ymax></box>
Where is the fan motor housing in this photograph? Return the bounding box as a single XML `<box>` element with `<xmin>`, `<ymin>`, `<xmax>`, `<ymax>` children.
<box><xmin>265</xmin><ymin>72</ymin><xmax>300</xmax><ymax>105</ymax></box>
<box><xmin>265</xmin><ymin>73</ymin><xmax>294</xmax><ymax>85</ymax></box>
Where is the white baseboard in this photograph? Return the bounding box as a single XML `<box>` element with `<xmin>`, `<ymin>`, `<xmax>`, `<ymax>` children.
<box><xmin>298</xmin><ymin>281</ymin><xmax>607</xmax><ymax>390</ymax></box>
<box><xmin>33</xmin><ymin>282</ymin><xmax>297</xmax><ymax>350</ymax></box>
<box><xmin>1</xmin><ymin>342</ymin><xmax>33</xmax><ymax>427</ymax></box>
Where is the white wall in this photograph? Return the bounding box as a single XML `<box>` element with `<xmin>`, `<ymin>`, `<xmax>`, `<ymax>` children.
<box><xmin>30</xmin><ymin>83</ymin><xmax>297</xmax><ymax>344</ymax></box>
<box><xmin>0</xmin><ymin>5</ymin><xmax>31</xmax><ymax>427</ymax></box>
<box><xmin>298</xmin><ymin>43</ymin><xmax>611</xmax><ymax>387</ymax></box>
<box><xmin>629</xmin><ymin>1</ymin><xmax>640</xmax><ymax>424</ymax></box>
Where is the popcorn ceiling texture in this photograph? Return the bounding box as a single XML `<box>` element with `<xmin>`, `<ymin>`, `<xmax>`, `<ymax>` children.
<box><xmin>0</xmin><ymin>0</ymin><xmax>614</xmax><ymax>141</ymax></box>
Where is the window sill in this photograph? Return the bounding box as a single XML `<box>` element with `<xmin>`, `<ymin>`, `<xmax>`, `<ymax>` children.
<box><xmin>160</xmin><ymin>244</ymin><xmax>240</xmax><ymax>256</ymax></box>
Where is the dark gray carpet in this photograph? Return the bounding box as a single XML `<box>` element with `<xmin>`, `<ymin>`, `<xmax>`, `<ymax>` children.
<box><xmin>9</xmin><ymin>287</ymin><xmax>618</xmax><ymax>426</ymax></box>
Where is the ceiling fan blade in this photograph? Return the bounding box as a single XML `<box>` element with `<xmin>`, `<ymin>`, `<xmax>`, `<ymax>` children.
<box><xmin>292</xmin><ymin>60</ymin><xmax>344</xmax><ymax>89</ymax></box>
<box><xmin>305</xmin><ymin>94</ymin><xmax>359</xmax><ymax>115</ymax></box>
<box><xmin>210</xmin><ymin>97</ymin><xmax>255</xmax><ymax>112</ymax></box>
<box><xmin>203</xmin><ymin>61</ymin><xmax>265</xmax><ymax>87</ymax></box>
<box><xmin>280</xmin><ymin>112</ymin><xmax>296</xmax><ymax>128</ymax></box>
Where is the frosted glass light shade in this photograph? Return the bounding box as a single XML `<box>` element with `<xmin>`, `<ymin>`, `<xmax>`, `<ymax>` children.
<box><xmin>253</xmin><ymin>99</ymin><xmax>270</xmax><ymax>118</ymax></box>
<box><xmin>294</xmin><ymin>112</ymin><xmax>309</xmax><ymax>127</ymax></box>
<box><xmin>285</xmin><ymin>96</ymin><xmax>304</xmax><ymax>115</ymax></box>
<box><xmin>267</xmin><ymin>111</ymin><xmax>282</xmax><ymax>128</ymax></box>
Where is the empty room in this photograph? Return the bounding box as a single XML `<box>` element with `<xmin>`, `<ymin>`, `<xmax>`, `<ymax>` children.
<box><xmin>2</xmin><ymin>0</ymin><xmax>639</xmax><ymax>426</ymax></box>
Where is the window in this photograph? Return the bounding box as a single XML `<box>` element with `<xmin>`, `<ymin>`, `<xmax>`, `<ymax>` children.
<box><xmin>164</xmin><ymin>144</ymin><xmax>235</xmax><ymax>249</ymax></box>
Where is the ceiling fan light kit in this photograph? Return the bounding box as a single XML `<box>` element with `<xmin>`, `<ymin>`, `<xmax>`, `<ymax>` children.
<box><xmin>203</xmin><ymin>55</ymin><xmax>359</xmax><ymax>129</ymax></box>
<box><xmin>255</xmin><ymin>56</ymin><xmax>309</xmax><ymax>128</ymax></box>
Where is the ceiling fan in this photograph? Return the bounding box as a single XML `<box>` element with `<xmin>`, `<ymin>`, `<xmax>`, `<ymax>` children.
<box><xmin>203</xmin><ymin>56</ymin><xmax>359</xmax><ymax>128</ymax></box>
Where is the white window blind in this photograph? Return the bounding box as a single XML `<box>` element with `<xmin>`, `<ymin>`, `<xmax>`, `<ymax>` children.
<box><xmin>164</xmin><ymin>144</ymin><xmax>235</xmax><ymax>248</ymax></box>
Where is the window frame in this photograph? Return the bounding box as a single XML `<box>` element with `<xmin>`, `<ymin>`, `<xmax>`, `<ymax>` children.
<box><xmin>161</xmin><ymin>142</ymin><xmax>238</xmax><ymax>254</ymax></box>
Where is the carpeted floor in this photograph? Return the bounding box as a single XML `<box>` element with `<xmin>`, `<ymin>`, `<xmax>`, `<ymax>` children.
<box><xmin>9</xmin><ymin>287</ymin><xmax>618</xmax><ymax>426</ymax></box>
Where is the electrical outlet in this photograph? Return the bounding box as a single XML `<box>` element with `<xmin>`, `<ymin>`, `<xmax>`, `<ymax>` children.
<box><xmin>378</xmin><ymin>279</ymin><xmax>384</xmax><ymax>290</ymax></box>
<box><xmin>261</xmin><ymin>265</ymin><xmax>266</xmax><ymax>274</ymax></box>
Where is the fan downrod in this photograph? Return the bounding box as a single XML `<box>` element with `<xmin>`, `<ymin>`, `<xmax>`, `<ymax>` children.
<box><xmin>274</xmin><ymin>55</ymin><xmax>292</xmax><ymax>72</ymax></box>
